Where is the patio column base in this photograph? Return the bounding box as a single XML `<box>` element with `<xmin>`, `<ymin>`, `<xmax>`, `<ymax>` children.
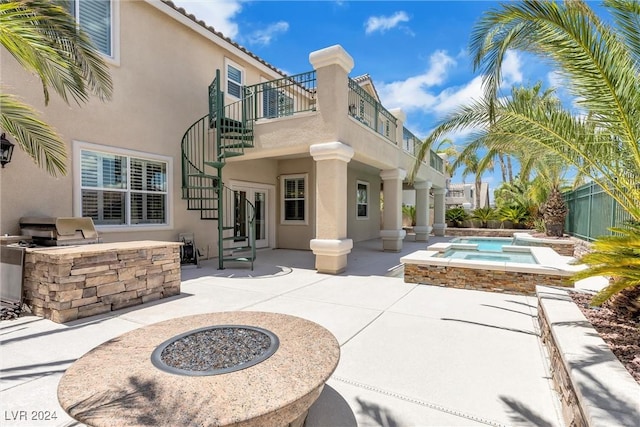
<box><xmin>310</xmin><ymin>239</ymin><xmax>353</xmax><ymax>274</ymax></box>
<box><xmin>432</xmin><ymin>223</ymin><xmax>447</xmax><ymax>237</ymax></box>
<box><xmin>380</xmin><ymin>229</ymin><xmax>406</xmax><ymax>252</ymax></box>
<box><xmin>413</xmin><ymin>225</ymin><xmax>432</xmax><ymax>242</ymax></box>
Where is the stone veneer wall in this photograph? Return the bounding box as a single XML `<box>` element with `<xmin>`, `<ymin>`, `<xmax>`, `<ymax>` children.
<box><xmin>404</xmin><ymin>264</ymin><xmax>571</xmax><ymax>295</ymax></box>
<box><xmin>23</xmin><ymin>241</ymin><xmax>182</xmax><ymax>323</ymax></box>
<box><xmin>537</xmin><ymin>302</ymin><xmax>586</xmax><ymax>426</ymax></box>
<box><xmin>571</xmin><ymin>237</ymin><xmax>592</xmax><ymax>258</ymax></box>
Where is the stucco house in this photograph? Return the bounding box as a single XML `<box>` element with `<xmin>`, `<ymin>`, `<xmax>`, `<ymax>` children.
<box><xmin>445</xmin><ymin>182</ymin><xmax>490</xmax><ymax>211</ymax></box>
<box><xmin>0</xmin><ymin>0</ymin><xmax>446</xmax><ymax>274</ymax></box>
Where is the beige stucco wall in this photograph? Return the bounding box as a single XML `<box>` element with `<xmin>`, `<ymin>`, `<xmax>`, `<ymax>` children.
<box><xmin>0</xmin><ymin>2</ymin><xmax>282</xmax><ymax>256</ymax></box>
<box><xmin>347</xmin><ymin>168</ymin><xmax>381</xmax><ymax>242</ymax></box>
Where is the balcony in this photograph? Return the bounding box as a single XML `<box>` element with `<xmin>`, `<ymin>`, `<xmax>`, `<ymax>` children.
<box><xmin>214</xmin><ymin>50</ymin><xmax>445</xmax><ymax>186</ymax></box>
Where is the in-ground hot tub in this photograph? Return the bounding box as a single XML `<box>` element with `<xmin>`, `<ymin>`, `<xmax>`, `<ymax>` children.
<box><xmin>58</xmin><ymin>312</ymin><xmax>340</xmax><ymax>427</ymax></box>
<box><xmin>401</xmin><ymin>242</ymin><xmax>584</xmax><ymax>295</ymax></box>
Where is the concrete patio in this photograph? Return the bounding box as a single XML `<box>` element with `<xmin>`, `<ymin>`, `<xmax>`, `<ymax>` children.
<box><xmin>1</xmin><ymin>237</ymin><xmax>566</xmax><ymax>426</ymax></box>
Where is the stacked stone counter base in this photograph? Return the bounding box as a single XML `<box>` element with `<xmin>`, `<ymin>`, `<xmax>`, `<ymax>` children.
<box><xmin>23</xmin><ymin>241</ymin><xmax>182</xmax><ymax>323</ymax></box>
<box><xmin>404</xmin><ymin>264</ymin><xmax>569</xmax><ymax>295</ymax></box>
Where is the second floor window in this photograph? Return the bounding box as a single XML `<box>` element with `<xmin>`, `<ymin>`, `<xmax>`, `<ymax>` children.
<box><xmin>65</xmin><ymin>0</ymin><xmax>112</xmax><ymax>57</ymax></box>
<box><xmin>227</xmin><ymin>63</ymin><xmax>243</xmax><ymax>99</ymax></box>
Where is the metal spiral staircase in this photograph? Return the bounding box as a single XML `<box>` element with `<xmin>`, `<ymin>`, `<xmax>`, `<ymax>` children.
<box><xmin>181</xmin><ymin>70</ymin><xmax>256</xmax><ymax>269</ymax></box>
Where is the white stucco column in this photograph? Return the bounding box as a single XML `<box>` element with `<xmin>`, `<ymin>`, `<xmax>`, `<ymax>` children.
<box><xmin>388</xmin><ymin>108</ymin><xmax>406</xmax><ymax>147</ymax></box>
<box><xmin>414</xmin><ymin>181</ymin><xmax>432</xmax><ymax>242</ymax></box>
<box><xmin>309</xmin><ymin>45</ymin><xmax>354</xmax><ymax>140</ymax></box>
<box><xmin>380</xmin><ymin>168</ymin><xmax>407</xmax><ymax>252</ymax></box>
<box><xmin>309</xmin><ymin>141</ymin><xmax>354</xmax><ymax>274</ymax></box>
<box><xmin>432</xmin><ymin>187</ymin><xmax>447</xmax><ymax>237</ymax></box>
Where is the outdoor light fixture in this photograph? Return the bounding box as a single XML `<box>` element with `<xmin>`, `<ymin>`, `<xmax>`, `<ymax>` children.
<box><xmin>0</xmin><ymin>133</ymin><xmax>14</xmax><ymax>168</ymax></box>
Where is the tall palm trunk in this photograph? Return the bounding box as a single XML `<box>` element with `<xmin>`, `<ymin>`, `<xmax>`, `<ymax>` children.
<box><xmin>498</xmin><ymin>154</ymin><xmax>507</xmax><ymax>182</ymax></box>
<box><xmin>507</xmin><ymin>156</ymin><xmax>513</xmax><ymax>183</ymax></box>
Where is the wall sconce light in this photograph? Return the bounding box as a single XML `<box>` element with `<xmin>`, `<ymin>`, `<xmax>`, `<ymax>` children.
<box><xmin>0</xmin><ymin>133</ymin><xmax>14</xmax><ymax>168</ymax></box>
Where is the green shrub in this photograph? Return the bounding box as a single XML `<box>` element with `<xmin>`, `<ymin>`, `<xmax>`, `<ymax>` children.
<box><xmin>446</xmin><ymin>207</ymin><xmax>469</xmax><ymax>222</ymax></box>
<box><xmin>472</xmin><ymin>207</ymin><xmax>497</xmax><ymax>226</ymax></box>
<box><xmin>499</xmin><ymin>205</ymin><xmax>529</xmax><ymax>225</ymax></box>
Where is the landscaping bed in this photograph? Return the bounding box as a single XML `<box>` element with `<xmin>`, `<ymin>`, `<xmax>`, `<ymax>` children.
<box><xmin>569</xmin><ymin>291</ymin><xmax>640</xmax><ymax>384</ymax></box>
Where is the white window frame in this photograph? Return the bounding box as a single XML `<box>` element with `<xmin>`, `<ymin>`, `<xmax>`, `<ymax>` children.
<box><xmin>73</xmin><ymin>141</ymin><xmax>173</xmax><ymax>232</ymax></box>
<box><xmin>225</xmin><ymin>58</ymin><xmax>244</xmax><ymax>100</ymax></box>
<box><xmin>67</xmin><ymin>0</ymin><xmax>120</xmax><ymax>65</ymax></box>
<box><xmin>356</xmin><ymin>180</ymin><xmax>369</xmax><ymax>220</ymax></box>
<box><xmin>280</xmin><ymin>173</ymin><xmax>308</xmax><ymax>225</ymax></box>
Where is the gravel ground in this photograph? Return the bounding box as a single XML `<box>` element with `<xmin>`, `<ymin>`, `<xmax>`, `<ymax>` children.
<box><xmin>569</xmin><ymin>292</ymin><xmax>640</xmax><ymax>384</ymax></box>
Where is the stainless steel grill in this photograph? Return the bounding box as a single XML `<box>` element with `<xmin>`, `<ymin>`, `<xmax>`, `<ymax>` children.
<box><xmin>19</xmin><ymin>217</ymin><xmax>101</xmax><ymax>246</ymax></box>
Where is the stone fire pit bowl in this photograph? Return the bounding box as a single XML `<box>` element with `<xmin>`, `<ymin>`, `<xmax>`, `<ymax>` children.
<box><xmin>57</xmin><ymin>312</ymin><xmax>340</xmax><ymax>426</ymax></box>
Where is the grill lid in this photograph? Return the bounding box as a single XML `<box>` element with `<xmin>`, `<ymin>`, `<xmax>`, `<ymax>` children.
<box><xmin>19</xmin><ymin>217</ymin><xmax>100</xmax><ymax>245</ymax></box>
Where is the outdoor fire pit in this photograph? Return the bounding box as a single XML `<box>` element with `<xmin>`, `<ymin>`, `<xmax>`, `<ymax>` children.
<box><xmin>57</xmin><ymin>312</ymin><xmax>340</xmax><ymax>426</ymax></box>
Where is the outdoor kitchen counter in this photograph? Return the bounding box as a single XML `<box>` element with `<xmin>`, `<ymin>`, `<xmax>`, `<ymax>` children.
<box><xmin>58</xmin><ymin>312</ymin><xmax>340</xmax><ymax>427</ymax></box>
<box><xmin>22</xmin><ymin>240</ymin><xmax>182</xmax><ymax>323</ymax></box>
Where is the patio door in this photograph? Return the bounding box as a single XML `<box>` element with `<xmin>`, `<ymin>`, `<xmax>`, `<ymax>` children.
<box><xmin>232</xmin><ymin>185</ymin><xmax>269</xmax><ymax>249</ymax></box>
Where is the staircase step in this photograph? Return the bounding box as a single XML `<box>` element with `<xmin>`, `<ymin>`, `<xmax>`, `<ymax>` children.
<box><xmin>220</xmin><ymin>152</ymin><xmax>244</xmax><ymax>159</ymax></box>
<box><xmin>224</xmin><ymin>244</ymin><xmax>252</xmax><ymax>250</ymax></box>
<box><xmin>221</xmin><ymin>226</ymin><xmax>235</xmax><ymax>231</ymax></box>
<box><xmin>222</xmin><ymin>236</ymin><xmax>249</xmax><ymax>241</ymax></box>
<box><xmin>221</xmin><ymin>133</ymin><xmax>253</xmax><ymax>139</ymax></box>
<box><xmin>204</xmin><ymin>161</ymin><xmax>226</xmax><ymax>169</ymax></box>
<box><xmin>220</xmin><ymin>141</ymin><xmax>253</xmax><ymax>148</ymax></box>
<box><xmin>187</xmin><ymin>173</ymin><xmax>218</xmax><ymax>179</ymax></box>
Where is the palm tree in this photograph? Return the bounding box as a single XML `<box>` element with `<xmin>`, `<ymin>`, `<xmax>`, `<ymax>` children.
<box><xmin>0</xmin><ymin>0</ymin><xmax>112</xmax><ymax>176</ymax></box>
<box><xmin>412</xmin><ymin>0</ymin><xmax>639</xmax><ymax>305</ymax></box>
<box><xmin>469</xmin><ymin>0</ymin><xmax>639</xmax><ymax>306</ymax></box>
<box><xmin>468</xmin><ymin>0</ymin><xmax>639</xmax><ymax>221</ymax></box>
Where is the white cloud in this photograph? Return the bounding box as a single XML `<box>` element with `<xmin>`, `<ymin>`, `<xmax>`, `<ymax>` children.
<box><xmin>376</xmin><ymin>50</ymin><xmax>456</xmax><ymax>111</ymax></box>
<box><xmin>247</xmin><ymin>21</ymin><xmax>289</xmax><ymax>46</ymax></box>
<box><xmin>547</xmin><ymin>70</ymin><xmax>564</xmax><ymax>88</ymax></box>
<box><xmin>365</xmin><ymin>11</ymin><xmax>410</xmax><ymax>35</ymax></box>
<box><xmin>172</xmin><ymin>0</ymin><xmax>242</xmax><ymax>38</ymax></box>
<box><xmin>433</xmin><ymin>75</ymin><xmax>484</xmax><ymax>115</ymax></box>
<box><xmin>501</xmin><ymin>50</ymin><xmax>523</xmax><ymax>85</ymax></box>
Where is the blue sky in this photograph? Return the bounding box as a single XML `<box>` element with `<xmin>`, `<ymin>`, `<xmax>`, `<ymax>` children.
<box><xmin>170</xmin><ymin>0</ymin><xmax>603</xmax><ymax>190</ymax></box>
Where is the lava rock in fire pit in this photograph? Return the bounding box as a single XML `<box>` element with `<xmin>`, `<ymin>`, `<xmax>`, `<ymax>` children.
<box><xmin>153</xmin><ymin>325</ymin><xmax>279</xmax><ymax>375</ymax></box>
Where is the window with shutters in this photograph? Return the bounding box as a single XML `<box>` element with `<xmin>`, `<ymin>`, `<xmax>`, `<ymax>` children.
<box><xmin>225</xmin><ymin>59</ymin><xmax>244</xmax><ymax>100</ymax></box>
<box><xmin>281</xmin><ymin>174</ymin><xmax>307</xmax><ymax>224</ymax></box>
<box><xmin>75</xmin><ymin>143</ymin><xmax>171</xmax><ymax>229</ymax></box>
<box><xmin>64</xmin><ymin>0</ymin><xmax>113</xmax><ymax>57</ymax></box>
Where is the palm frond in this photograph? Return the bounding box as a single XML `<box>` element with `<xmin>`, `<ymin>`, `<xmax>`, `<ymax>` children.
<box><xmin>0</xmin><ymin>0</ymin><xmax>112</xmax><ymax>105</ymax></box>
<box><xmin>603</xmin><ymin>0</ymin><xmax>640</xmax><ymax>77</ymax></box>
<box><xmin>0</xmin><ymin>93</ymin><xmax>67</xmax><ymax>176</ymax></box>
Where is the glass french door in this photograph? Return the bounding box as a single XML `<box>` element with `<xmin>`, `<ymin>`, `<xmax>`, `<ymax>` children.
<box><xmin>233</xmin><ymin>187</ymin><xmax>268</xmax><ymax>249</ymax></box>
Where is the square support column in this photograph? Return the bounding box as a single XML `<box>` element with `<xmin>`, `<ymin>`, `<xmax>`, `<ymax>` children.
<box><xmin>380</xmin><ymin>168</ymin><xmax>407</xmax><ymax>252</ymax></box>
<box><xmin>432</xmin><ymin>187</ymin><xmax>447</xmax><ymax>237</ymax></box>
<box><xmin>414</xmin><ymin>181</ymin><xmax>432</xmax><ymax>242</ymax></box>
<box><xmin>309</xmin><ymin>142</ymin><xmax>354</xmax><ymax>274</ymax></box>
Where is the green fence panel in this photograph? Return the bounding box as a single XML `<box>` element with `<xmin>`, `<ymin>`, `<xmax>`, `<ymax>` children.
<box><xmin>563</xmin><ymin>182</ymin><xmax>632</xmax><ymax>241</ymax></box>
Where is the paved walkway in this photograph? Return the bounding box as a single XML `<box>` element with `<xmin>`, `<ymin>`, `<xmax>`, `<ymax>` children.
<box><xmin>1</xmin><ymin>237</ymin><xmax>564</xmax><ymax>426</ymax></box>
